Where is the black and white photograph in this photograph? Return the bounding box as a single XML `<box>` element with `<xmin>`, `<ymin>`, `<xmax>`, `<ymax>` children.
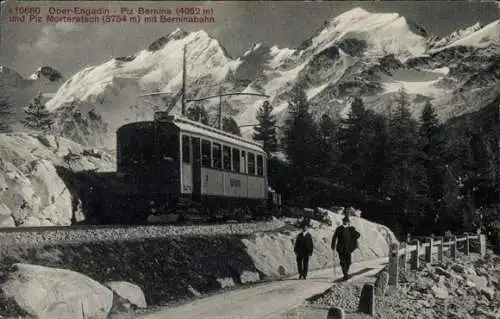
<box><xmin>0</xmin><ymin>1</ymin><xmax>499</xmax><ymax>318</ymax></box>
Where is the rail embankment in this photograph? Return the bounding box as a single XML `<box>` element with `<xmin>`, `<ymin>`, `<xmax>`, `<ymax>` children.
<box><xmin>0</xmin><ymin>209</ymin><xmax>396</xmax><ymax>318</ymax></box>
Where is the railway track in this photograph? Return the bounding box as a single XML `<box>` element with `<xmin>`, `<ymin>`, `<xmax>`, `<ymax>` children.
<box><xmin>0</xmin><ymin>217</ymin><xmax>281</xmax><ymax>234</ymax></box>
<box><xmin>0</xmin><ymin>205</ymin><xmax>328</xmax><ymax>235</ymax></box>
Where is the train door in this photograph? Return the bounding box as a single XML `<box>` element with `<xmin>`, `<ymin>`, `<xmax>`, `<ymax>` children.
<box><xmin>156</xmin><ymin>132</ymin><xmax>179</xmax><ymax>183</ymax></box>
<box><xmin>191</xmin><ymin>137</ymin><xmax>202</xmax><ymax>199</ymax></box>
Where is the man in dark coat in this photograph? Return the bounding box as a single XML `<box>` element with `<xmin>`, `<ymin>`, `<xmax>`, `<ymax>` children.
<box><xmin>294</xmin><ymin>223</ymin><xmax>314</xmax><ymax>279</ymax></box>
<box><xmin>331</xmin><ymin>216</ymin><xmax>360</xmax><ymax>281</ymax></box>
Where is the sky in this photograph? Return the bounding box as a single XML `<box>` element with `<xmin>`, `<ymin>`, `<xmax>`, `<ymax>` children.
<box><xmin>1</xmin><ymin>1</ymin><xmax>499</xmax><ymax>78</ymax></box>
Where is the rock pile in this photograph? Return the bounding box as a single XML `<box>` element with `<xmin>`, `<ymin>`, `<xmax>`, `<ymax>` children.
<box><xmin>376</xmin><ymin>252</ymin><xmax>500</xmax><ymax>319</ymax></box>
<box><xmin>306</xmin><ymin>252</ymin><xmax>499</xmax><ymax>318</ymax></box>
<box><xmin>308</xmin><ymin>284</ymin><xmax>362</xmax><ymax>313</ymax></box>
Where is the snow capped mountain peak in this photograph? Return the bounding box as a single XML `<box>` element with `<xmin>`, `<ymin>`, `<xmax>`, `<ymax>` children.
<box><xmin>148</xmin><ymin>28</ymin><xmax>190</xmax><ymax>51</ymax></box>
<box><xmin>468</xmin><ymin>22</ymin><xmax>483</xmax><ymax>31</ymax></box>
<box><xmin>243</xmin><ymin>43</ymin><xmax>263</xmax><ymax>57</ymax></box>
<box><xmin>439</xmin><ymin>19</ymin><xmax>500</xmax><ymax>50</ymax></box>
<box><xmin>429</xmin><ymin>21</ymin><xmax>485</xmax><ymax>50</ymax></box>
<box><xmin>310</xmin><ymin>8</ymin><xmax>428</xmax><ymax>61</ymax></box>
<box><xmin>331</xmin><ymin>6</ymin><xmax>370</xmax><ymax>23</ymax></box>
<box><xmin>170</xmin><ymin>27</ymin><xmax>185</xmax><ymax>36</ymax></box>
<box><xmin>43</xmin><ymin>26</ymin><xmax>241</xmax><ymax>148</ymax></box>
<box><xmin>29</xmin><ymin>66</ymin><xmax>63</xmax><ymax>82</ymax></box>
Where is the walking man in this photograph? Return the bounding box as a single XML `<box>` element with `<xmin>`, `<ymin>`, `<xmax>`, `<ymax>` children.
<box><xmin>294</xmin><ymin>223</ymin><xmax>314</xmax><ymax>279</ymax></box>
<box><xmin>331</xmin><ymin>216</ymin><xmax>360</xmax><ymax>281</ymax></box>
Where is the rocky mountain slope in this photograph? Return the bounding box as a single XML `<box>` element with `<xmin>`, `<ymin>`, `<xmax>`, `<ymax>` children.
<box><xmin>3</xmin><ymin>7</ymin><xmax>500</xmax><ymax>148</ymax></box>
<box><xmin>0</xmin><ymin>133</ymin><xmax>114</xmax><ymax>227</ymax></box>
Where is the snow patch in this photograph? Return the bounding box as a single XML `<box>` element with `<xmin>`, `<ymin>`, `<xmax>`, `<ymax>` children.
<box><xmin>243</xmin><ymin>43</ymin><xmax>262</xmax><ymax>57</ymax></box>
<box><xmin>381</xmin><ymin>68</ymin><xmax>449</xmax><ymax>96</ymax></box>
<box><xmin>268</xmin><ymin>46</ymin><xmax>296</xmax><ymax>69</ymax></box>
<box><xmin>306</xmin><ymin>83</ymin><xmax>329</xmax><ymax>99</ymax></box>
<box><xmin>264</xmin><ymin>61</ymin><xmax>308</xmax><ymax>97</ymax></box>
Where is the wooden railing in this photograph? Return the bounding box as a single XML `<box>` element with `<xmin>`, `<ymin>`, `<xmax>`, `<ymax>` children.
<box><xmin>353</xmin><ymin>233</ymin><xmax>487</xmax><ymax>317</ymax></box>
<box><xmin>388</xmin><ymin>233</ymin><xmax>487</xmax><ymax>287</ymax></box>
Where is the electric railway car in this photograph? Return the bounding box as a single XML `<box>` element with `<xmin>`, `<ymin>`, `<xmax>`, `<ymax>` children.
<box><xmin>114</xmin><ymin>112</ymin><xmax>282</xmax><ymax>222</ymax></box>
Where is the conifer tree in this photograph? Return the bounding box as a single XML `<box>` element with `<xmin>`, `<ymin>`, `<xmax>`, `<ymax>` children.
<box><xmin>358</xmin><ymin>110</ymin><xmax>387</xmax><ymax>193</ymax></box>
<box><xmin>318</xmin><ymin>113</ymin><xmax>338</xmax><ymax>179</ymax></box>
<box><xmin>382</xmin><ymin>87</ymin><xmax>427</xmax><ymax>233</ymax></box>
<box><xmin>337</xmin><ymin>97</ymin><xmax>366</xmax><ymax>187</ymax></box>
<box><xmin>336</xmin><ymin>97</ymin><xmax>387</xmax><ymax>192</ymax></box>
<box><xmin>222</xmin><ymin>116</ymin><xmax>241</xmax><ymax>136</ymax></box>
<box><xmin>21</xmin><ymin>93</ymin><xmax>55</xmax><ymax>134</ymax></box>
<box><xmin>253</xmin><ymin>100</ymin><xmax>278</xmax><ymax>155</ymax></box>
<box><xmin>282</xmin><ymin>85</ymin><xmax>319</xmax><ymax>180</ymax></box>
<box><xmin>0</xmin><ymin>96</ymin><xmax>14</xmax><ymax>133</ymax></box>
<box><xmin>419</xmin><ymin>100</ymin><xmax>448</xmax><ymax>220</ymax></box>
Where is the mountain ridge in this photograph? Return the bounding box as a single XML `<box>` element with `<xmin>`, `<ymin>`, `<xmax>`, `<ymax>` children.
<box><xmin>2</xmin><ymin>7</ymin><xmax>499</xmax><ymax>148</ymax></box>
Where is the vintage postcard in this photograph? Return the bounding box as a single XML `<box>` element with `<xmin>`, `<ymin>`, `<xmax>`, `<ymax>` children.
<box><xmin>0</xmin><ymin>1</ymin><xmax>499</xmax><ymax>318</ymax></box>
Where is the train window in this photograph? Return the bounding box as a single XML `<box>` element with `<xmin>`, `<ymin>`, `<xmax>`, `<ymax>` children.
<box><xmin>182</xmin><ymin>135</ymin><xmax>190</xmax><ymax>163</ymax></box>
<box><xmin>223</xmin><ymin>145</ymin><xmax>231</xmax><ymax>170</ymax></box>
<box><xmin>257</xmin><ymin>155</ymin><xmax>264</xmax><ymax>176</ymax></box>
<box><xmin>240</xmin><ymin>150</ymin><xmax>246</xmax><ymax>173</ymax></box>
<box><xmin>158</xmin><ymin>134</ymin><xmax>178</xmax><ymax>162</ymax></box>
<box><xmin>248</xmin><ymin>153</ymin><xmax>255</xmax><ymax>175</ymax></box>
<box><xmin>201</xmin><ymin>140</ymin><xmax>211</xmax><ymax>168</ymax></box>
<box><xmin>232</xmin><ymin>148</ymin><xmax>240</xmax><ymax>172</ymax></box>
<box><xmin>213</xmin><ymin>143</ymin><xmax>222</xmax><ymax>169</ymax></box>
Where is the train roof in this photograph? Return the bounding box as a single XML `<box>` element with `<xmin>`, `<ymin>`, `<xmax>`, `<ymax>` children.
<box><xmin>156</xmin><ymin>113</ymin><xmax>266</xmax><ymax>153</ymax></box>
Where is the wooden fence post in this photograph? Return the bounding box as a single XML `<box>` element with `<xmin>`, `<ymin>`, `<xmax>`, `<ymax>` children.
<box><xmin>425</xmin><ymin>237</ymin><xmax>434</xmax><ymax>264</ymax></box>
<box><xmin>465</xmin><ymin>234</ymin><xmax>470</xmax><ymax>256</ymax></box>
<box><xmin>402</xmin><ymin>242</ymin><xmax>409</xmax><ymax>272</ymax></box>
<box><xmin>388</xmin><ymin>242</ymin><xmax>400</xmax><ymax>287</ymax></box>
<box><xmin>327</xmin><ymin>307</ymin><xmax>345</xmax><ymax>319</ymax></box>
<box><xmin>479</xmin><ymin>234</ymin><xmax>486</xmax><ymax>257</ymax></box>
<box><xmin>358</xmin><ymin>284</ymin><xmax>375</xmax><ymax>316</ymax></box>
<box><xmin>451</xmin><ymin>236</ymin><xmax>457</xmax><ymax>260</ymax></box>
<box><xmin>437</xmin><ymin>236</ymin><xmax>444</xmax><ymax>263</ymax></box>
<box><xmin>410</xmin><ymin>239</ymin><xmax>420</xmax><ymax>270</ymax></box>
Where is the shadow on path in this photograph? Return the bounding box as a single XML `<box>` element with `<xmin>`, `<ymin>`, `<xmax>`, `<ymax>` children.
<box><xmin>281</xmin><ymin>266</ymin><xmax>378</xmax><ymax>284</ymax></box>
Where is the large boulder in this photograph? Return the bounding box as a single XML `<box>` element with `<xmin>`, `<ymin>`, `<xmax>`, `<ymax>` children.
<box><xmin>1</xmin><ymin>263</ymin><xmax>114</xmax><ymax>319</ymax></box>
<box><xmin>105</xmin><ymin>281</ymin><xmax>147</xmax><ymax>309</ymax></box>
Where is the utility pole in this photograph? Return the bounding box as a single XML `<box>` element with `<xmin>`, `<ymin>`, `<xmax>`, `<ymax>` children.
<box><xmin>218</xmin><ymin>86</ymin><xmax>223</xmax><ymax>129</ymax></box>
<box><xmin>181</xmin><ymin>45</ymin><xmax>187</xmax><ymax>116</ymax></box>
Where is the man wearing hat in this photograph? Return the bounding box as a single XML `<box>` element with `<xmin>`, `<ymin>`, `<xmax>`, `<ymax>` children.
<box><xmin>294</xmin><ymin>222</ymin><xmax>314</xmax><ymax>279</ymax></box>
<box><xmin>331</xmin><ymin>215</ymin><xmax>360</xmax><ymax>281</ymax></box>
